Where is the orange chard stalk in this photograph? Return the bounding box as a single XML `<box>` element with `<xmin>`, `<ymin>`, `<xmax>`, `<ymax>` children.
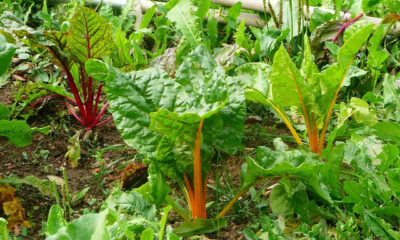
<box><xmin>185</xmin><ymin>119</ymin><xmax>208</xmax><ymax>220</ymax></box>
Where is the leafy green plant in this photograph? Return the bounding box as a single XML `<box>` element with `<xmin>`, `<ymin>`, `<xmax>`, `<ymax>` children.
<box><xmin>244</xmin><ymin>24</ymin><xmax>374</xmax><ymax>154</ymax></box>
<box><xmin>216</xmin><ymin>146</ymin><xmax>338</xmax><ymax>218</ymax></box>
<box><xmin>87</xmin><ymin>44</ymin><xmax>246</xmax><ymax>222</ymax></box>
<box><xmin>45</xmin><ymin>189</ymin><xmax>180</xmax><ymax>240</ymax></box>
<box><xmin>31</xmin><ymin>6</ymin><xmax>113</xmax><ymax>129</ymax></box>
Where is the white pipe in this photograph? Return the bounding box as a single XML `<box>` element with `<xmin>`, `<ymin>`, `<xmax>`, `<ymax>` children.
<box><xmin>139</xmin><ymin>0</ymin><xmax>265</xmax><ymax>27</ymax></box>
<box><xmin>212</xmin><ymin>0</ymin><xmax>400</xmax><ymax>33</ymax></box>
<box><xmin>52</xmin><ymin>0</ymin><xmax>399</xmax><ymax>32</ymax></box>
<box><xmin>60</xmin><ymin>0</ymin><xmax>266</xmax><ymax>27</ymax></box>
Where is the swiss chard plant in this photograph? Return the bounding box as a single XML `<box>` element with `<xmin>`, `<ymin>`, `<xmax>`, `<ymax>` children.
<box><xmin>86</xmin><ymin>44</ymin><xmax>246</xmax><ymax>221</ymax></box>
<box><xmin>32</xmin><ymin>6</ymin><xmax>113</xmax><ymax>129</ymax></box>
<box><xmin>243</xmin><ymin>24</ymin><xmax>374</xmax><ymax>154</ymax></box>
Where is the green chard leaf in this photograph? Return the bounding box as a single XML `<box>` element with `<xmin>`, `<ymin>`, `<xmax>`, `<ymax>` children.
<box><xmin>0</xmin><ymin>120</ymin><xmax>48</xmax><ymax>147</ymax></box>
<box><xmin>203</xmin><ymin>75</ymin><xmax>246</xmax><ymax>154</ymax></box>
<box><xmin>167</xmin><ymin>0</ymin><xmax>202</xmax><ymax>49</ymax></box>
<box><xmin>270</xmin><ymin>44</ymin><xmax>314</xmax><ymax>113</ymax></box>
<box><xmin>87</xmin><ymin>45</ymin><xmax>245</xmax><ymax>178</ymax></box>
<box><xmin>47</xmin><ymin>211</ymin><xmax>111</xmax><ymax>240</ymax></box>
<box><xmin>317</xmin><ymin>24</ymin><xmax>374</xmax><ymax>115</ymax></box>
<box><xmin>237</xmin><ymin>62</ymin><xmax>271</xmax><ymax>98</ymax></box>
<box><xmin>0</xmin><ymin>104</ymin><xmax>10</xmax><ymax>120</ymax></box>
<box><xmin>241</xmin><ymin>147</ymin><xmax>331</xmax><ymax>202</ymax></box>
<box><xmin>46</xmin><ymin>205</ymin><xmax>66</xmax><ymax>236</ymax></box>
<box><xmin>173</xmin><ymin>218</ymin><xmax>227</xmax><ymax>237</ymax></box>
<box><xmin>102</xmin><ymin>67</ymin><xmax>177</xmax><ymax>160</ymax></box>
<box><xmin>0</xmin><ymin>34</ymin><xmax>16</xmax><ymax>77</ymax></box>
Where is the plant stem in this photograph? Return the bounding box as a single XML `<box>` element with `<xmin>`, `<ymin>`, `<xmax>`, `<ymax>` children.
<box><xmin>48</xmin><ymin>47</ymin><xmax>87</xmax><ymax>125</ymax></box>
<box><xmin>52</xmin><ymin>180</ymin><xmax>60</xmax><ymax>206</ymax></box>
<box><xmin>311</xmin><ymin>114</ymin><xmax>319</xmax><ymax>154</ymax></box>
<box><xmin>184</xmin><ymin>173</ymin><xmax>194</xmax><ymax>212</ymax></box>
<box><xmin>167</xmin><ymin>198</ymin><xmax>191</xmax><ymax>222</ymax></box>
<box><xmin>267</xmin><ymin>99</ymin><xmax>303</xmax><ymax>146</ymax></box>
<box><xmin>318</xmin><ymin>65</ymin><xmax>351</xmax><ymax>153</ymax></box>
<box><xmin>217</xmin><ymin>179</ymin><xmax>265</xmax><ymax>218</ymax></box>
<box><xmin>65</xmin><ymin>102</ymin><xmax>86</xmax><ymax>126</ymax></box>
<box><xmin>61</xmin><ymin>184</ymin><xmax>67</xmax><ymax>219</ymax></box>
<box><xmin>332</xmin><ymin>13</ymin><xmax>364</xmax><ymax>43</ymax></box>
<box><xmin>193</xmin><ymin>119</ymin><xmax>206</xmax><ymax>219</ymax></box>
<box><xmin>62</xmin><ymin>168</ymin><xmax>72</xmax><ymax>221</ymax></box>
<box><xmin>31</xmin><ymin>94</ymin><xmax>77</xmax><ymax>109</ymax></box>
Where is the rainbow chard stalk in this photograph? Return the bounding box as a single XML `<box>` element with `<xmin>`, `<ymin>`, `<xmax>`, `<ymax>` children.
<box><xmin>32</xmin><ymin>7</ymin><xmax>113</xmax><ymax>129</ymax></box>
<box><xmin>243</xmin><ymin>24</ymin><xmax>374</xmax><ymax>154</ymax></box>
<box><xmin>86</xmin><ymin>44</ymin><xmax>246</xmax><ymax>220</ymax></box>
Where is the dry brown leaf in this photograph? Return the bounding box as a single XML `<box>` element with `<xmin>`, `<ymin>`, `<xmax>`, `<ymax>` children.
<box><xmin>0</xmin><ymin>178</ymin><xmax>30</xmax><ymax>234</ymax></box>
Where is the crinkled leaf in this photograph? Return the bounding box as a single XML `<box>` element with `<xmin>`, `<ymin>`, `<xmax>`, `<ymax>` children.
<box><xmin>213</xmin><ymin>44</ymin><xmax>237</xmax><ymax>69</ymax></box>
<box><xmin>349</xmin><ymin>97</ymin><xmax>377</xmax><ymax>125</ymax></box>
<box><xmin>269</xmin><ymin>184</ymin><xmax>294</xmax><ymax>216</ymax></box>
<box><xmin>105</xmin><ymin>190</ymin><xmax>157</xmax><ymax>222</ymax></box>
<box><xmin>153</xmin><ymin>136</ymin><xmax>191</xmax><ymax>180</ymax></box>
<box><xmin>89</xmin><ymin>45</ymin><xmax>243</xmax><ymax>185</ymax></box>
<box><xmin>236</xmin><ymin>62</ymin><xmax>271</xmax><ymax>97</ymax></box>
<box><xmin>101</xmin><ymin>67</ymin><xmax>177</xmax><ymax>160</ymax></box>
<box><xmin>149</xmin><ymin>47</ymin><xmax>176</xmax><ymax>75</ymax></box>
<box><xmin>319</xmin><ymin>144</ymin><xmax>343</xmax><ymax>198</ymax></box>
<box><xmin>241</xmin><ymin>147</ymin><xmax>331</xmax><ymax>202</ymax></box>
<box><xmin>337</xmin><ymin>97</ymin><xmax>377</xmax><ymax>127</ymax></box>
<box><xmin>147</xmin><ymin>164</ymin><xmax>170</xmax><ymax>208</ymax></box>
<box><xmin>342</xmin><ymin>66</ymin><xmax>367</xmax><ymax>87</ymax></box>
<box><xmin>150</xmin><ymin>109</ymin><xmax>198</xmax><ymax>148</ymax></box>
<box><xmin>203</xmin><ymin>76</ymin><xmax>246</xmax><ymax>154</ymax></box>
<box><xmin>174</xmin><ymin>45</ymin><xmax>228</xmax><ymax>117</ymax></box>
<box><xmin>309</xmin><ymin>8</ymin><xmax>335</xmax><ymax>32</ymax></box>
